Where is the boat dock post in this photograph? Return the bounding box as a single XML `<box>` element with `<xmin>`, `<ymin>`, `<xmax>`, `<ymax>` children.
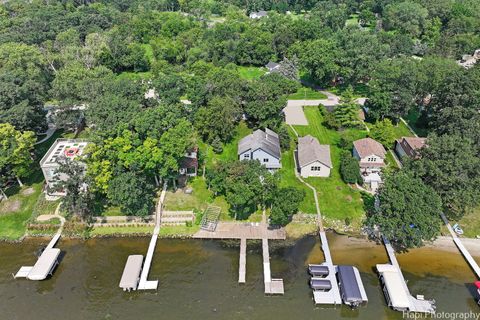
<box><xmin>239</xmin><ymin>238</ymin><xmax>246</xmax><ymax>283</ymax></box>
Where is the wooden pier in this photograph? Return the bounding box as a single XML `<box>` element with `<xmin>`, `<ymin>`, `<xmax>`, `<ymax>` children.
<box><xmin>441</xmin><ymin>213</ymin><xmax>480</xmax><ymax>278</ymax></box>
<box><xmin>239</xmin><ymin>238</ymin><xmax>246</xmax><ymax>283</ymax></box>
<box><xmin>378</xmin><ymin>237</ymin><xmax>435</xmax><ymax>313</ymax></box>
<box><xmin>262</xmin><ymin>238</ymin><xmax>284</xmax><ymax>295</ymax></box>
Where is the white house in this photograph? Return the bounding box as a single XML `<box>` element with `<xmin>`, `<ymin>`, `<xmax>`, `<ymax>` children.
<box><xmin>297</xmin><ymin>135</ymin><xmax>332</xmax><ymax>178</ymax></box>
<box><xmin>238</xmin><ymin>128</ymin><xmax>281</xmax><ymax>171</ymax></box>
<box><xmin>40</xmin><ymin>139</ymin><xmax>89</xmax><ymax>198</ymax></box>
<box><xmin>353</xmin><ymin>138</ymin><xmax>386</xmax><ymax>192</ymax></box>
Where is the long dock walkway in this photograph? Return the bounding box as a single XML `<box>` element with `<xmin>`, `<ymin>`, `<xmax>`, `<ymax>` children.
<box><xmin>137</xmin><ymin>182</ymin><xmax>167</xmax><ymax>290</ymax></box>
<box><xmin>380</xmin><ymin>237</ymin><xmax>435</xmax><ymax>313</ymax></box>
<box><xmin>441</xmin><ymin>213</ymin><xmax>480</xmax><ymax>278</ymax></box>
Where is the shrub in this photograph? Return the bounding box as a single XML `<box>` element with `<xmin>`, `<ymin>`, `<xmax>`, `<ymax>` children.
<box><xmin>340</xmin><ymin>151</ymin><xmax>362</xmax><ymax>184</ymax></box>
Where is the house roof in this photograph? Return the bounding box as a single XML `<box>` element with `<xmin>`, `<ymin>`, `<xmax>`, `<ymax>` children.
<box><xmin>266</xmin><ymin>61</ymin><xmax>280</xmax><ymax>70</ymax></box>
<box><xmin>238</xmin><ymin>128</ymin><xmax>281</xmax><ymax>159</ymax></box>
<box><xmin>180</xmin><ymin>156</ymin><xmax>198</xmax><ymax>169</ymax></box>
<box><xmin>353</xmin><ymin>138</ymin><xmax>386</xmax><ymax>159</ymax></box>
<box><xmin>251</xmin><ymin>10</ymin><xmax>268</xmax><ymax>17</ymax></box>
<box><xmin>298</xmin><ymin>135</ymin><xmax>332</xmax><ymax>168</ymax></box>
<box><xmin>397</xmin><ymin>137</ymin><xmax>427</xmax><ymax>150</ymax></box>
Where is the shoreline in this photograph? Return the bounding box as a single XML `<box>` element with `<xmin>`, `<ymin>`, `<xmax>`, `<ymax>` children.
<box><xmin>6</xmin><ymin>228</ymin><xmax>480</xmax><ymax>258</ymax></box>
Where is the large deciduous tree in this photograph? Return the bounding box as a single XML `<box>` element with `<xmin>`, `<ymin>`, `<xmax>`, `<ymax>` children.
<box><xmin>410</xmin><ymin>134</ymin><xmax>480</xmax><ymax>219</ymax></box>
<box><xmin>0</xmin><ymin>123</ymin><xmax>36</xmax><ymax>186</ymax></box>
<box><xmin>270</xmin><ymin>187</ymin><xmax>305</xmax><ymax>225</ymax></box>
<box><xmin>0</xmin><ymin>43</ymin><xmax>49</xmax><ymax>133</ymax></box>
<box><xmin>366</xmin><ymin>171</ymin><xmax>443</xmax><ymax>248</ymax></box>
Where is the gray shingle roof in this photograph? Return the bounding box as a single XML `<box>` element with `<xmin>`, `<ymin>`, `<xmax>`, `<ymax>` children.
<box><xmin>298</xmin><ymin>135</ymin><xmax>332</xmax><ymax>168</ymax></box>
<box><xmin>266</xmin><ymin>61</ymin><xmax>280</xmax><ymax>70</ymax></box>
<box><xmin>238</xmin><ymin>128</ymin><xmax>281</xmax><ymax>159</ymax></box>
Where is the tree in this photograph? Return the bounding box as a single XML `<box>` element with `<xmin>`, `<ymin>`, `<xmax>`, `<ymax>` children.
<box><xmin>0</xmin><ymin>43</ymin><xmax>49</xmax><ymax>133</ymax></box>
<box><xmin>366</xmin><ymin>171</ymin><xmax>443</xmax><ymax>248</ymax></box>
<box><xmin>195</xmin><ymin>96</ymin><xmax>241</xmax><ymax>143</ymax></box>
<box><xmin>107</xmin><ymin>171</ymin><xmax>155</xmax><ymax>217</ymax></box>
<box><xmin>410</xmin><ymin>134</ymin><xmax>480</xmax><ymax>219</ymax></box>
<box><xmin>0</xmin><ymin>123</ymin><xmax>36</xmax><ymax>186</ymax></box>
<box><xmin>207</xmin><ymin>160</ymin><xmax>277</xmax><ymax>219</ymax></box>
<box><xmin>383</xmin><ymin>1</ymin><xmax>429</xmax><ymax>37</ymax></box>
<box><xmin>369</xmin><ymin>119</ymin><xmax>396</xmax><ymax>148</ymax></box>
<box><xmin>334</xmin><ymin>103</ymin><xmax>361</xmax><ymax>128</ymax></box>
<box><xmin>270</xmin><ymin>187</ymin><xmax>305</xmax><ymax>225</ymax></box>
<box><xmin>292</xmin><ymin>39</ymin><xmax>338</xmax><ymax>85</ymax></box>
<box><xmin>49</xmin><ymin>157</ymin><xmax>93</xmax><ymax>219</ymax></box>
<box><xmin>340</xmin><ymin>151</ymin><xmax>362</xmax><ymax>184</ymax></box>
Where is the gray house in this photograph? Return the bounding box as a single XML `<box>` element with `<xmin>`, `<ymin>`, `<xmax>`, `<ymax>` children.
<box><xmin>249</xmin><ymin>10</ymin><xmax>268</xmax><ymax>19</ymax></box>
<box><xmin>238</xmin><ymin>128</ymin><xmax>281</xmax><ymax>171</ymax></box>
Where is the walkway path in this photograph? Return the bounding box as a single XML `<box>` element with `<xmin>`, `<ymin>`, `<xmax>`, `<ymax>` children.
<box><xmin>34</xmin><ymin>125</ymin><xmax>57</xmax><ymax>145</ymax></box>
<box><xmin>441</xmin><ymin>213</ymin><xmax>480</xmax><ymax>278</ymax></box>
<box><xmin>137</xmin><ymin>182</ymin><xmax>167</xmax><ymax>290</ymax></box>
<box><xmin>36</xmin><ymin>203</ymin><xmax>66</xmax><ymax>237</ymax></box>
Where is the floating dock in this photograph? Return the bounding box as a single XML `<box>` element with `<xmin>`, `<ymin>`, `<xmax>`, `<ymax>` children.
<box><xmin>121</xmin><ymin>183</ymin><xmax>167</xmax><ymax>292</ymax></box>
<box><xmin>377</xmin><ymin>237</ymin><xmax>435</xmax><ymax>314</ymax></box>
<box><xmin>238</xmin><ymin>238</ymin><xmax>246</xmax><ymax>283</ymax></box>
<box><xmin>119</xmin><ymin>255</ymin><xmax>144</xmax><ymax>291</ymax></box>
<box><xmin>14</xmin><ymin>234</ymin><xmax>61</xmax><ymax>281</ymax></box>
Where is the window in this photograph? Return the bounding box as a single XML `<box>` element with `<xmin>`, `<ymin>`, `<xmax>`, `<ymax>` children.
<box><xmin>244</xmin><ymin>154</ymin><xmax>250</xmax><ymax>159</ymax></box>
<box><xmin>311</xmin><ymin>166</ymin><xmax>322</xmax><ymax>171</ymax></box>
<box><xmin>263</xmin><ymin>158</ymin><xmax>269</xmax><ymax>162</ymax></box>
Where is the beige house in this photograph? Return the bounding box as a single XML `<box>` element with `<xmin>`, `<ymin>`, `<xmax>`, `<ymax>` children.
<box><xmin>353</xmin><ymin>138</ymin><xmax>386</xmax><ymax>192</ymax></box>
<box><xmin>297</xmin><ymin>135</ymin><xmax>332</xmax><ymax>178</ymax></box>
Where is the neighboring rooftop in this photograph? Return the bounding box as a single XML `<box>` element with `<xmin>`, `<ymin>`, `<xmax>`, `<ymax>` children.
<box><xmin>298</xmin><ymin>135</ymin><xmax>332</xmax><ymax>168</ymax></box>
<box><xmin>40</xmin><ymin>139</ymin><xmax>89</xmax><ymax>167</ymax></box>
<box><xmin>397</xmin><ymin>137</ymin><xmax>427</xmax><ymax>150</ymax></box>
<box><xmin>238</xmin><ymin>128</ymin><xmax>281</xmax><ymax>159</ymax></box>
<box><xmin>249</xmin><ymin>10</ymin><xmax>268</xmax><ymax>18</ymax></box>
<box><xmin>353</xmin><ymin>138</ymin><xmax>386</xmax><ymax>158</ymax></box>
<box><xmin>266</xmin><ymin>61</ymin><xmax>280</xmax><ymax>70</ymax></box>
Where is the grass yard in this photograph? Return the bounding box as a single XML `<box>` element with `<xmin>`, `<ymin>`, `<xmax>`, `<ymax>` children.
<box><xmin>237</xmin><ymin>66</ymin><xmax>266</xmax><ymax>80</ymax></box>
<box><xmin>0</xmin><ymin>183</ymin><xmax>43</xmax><ymax>240</ymax></box>
<box><xmin>288</xmin><ymin>87</ymin><xmax>328</xmax><ymax>100</ymax></box>
<box><xmin>327</xmin><ymin>83</ymin><xmax>370</xmax><ymax>98</ymax></box>
<box><xmin>163</xmin><ymin>177</ymin><xmax>231</xmax><ymax>220</ymax></box>
<box><xmin>456</xmin><ymin>208</ymin><xmax>480</xmax><ymax>238</ymax></box>
<box><xmin>291</xmin><ymin>106</ymin><xmax>367</xmax><ymax>220</ymax></box>
<box><xmin>405</xmin><ymin>108</ymin><xmax>429</xmax><ymax>137</ymax></box>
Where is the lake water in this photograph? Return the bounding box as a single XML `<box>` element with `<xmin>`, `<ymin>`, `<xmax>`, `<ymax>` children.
<box><xmin>0</xmin><ymin>233</ymin><xmax>478</xmax><ymax>320</ymax></box>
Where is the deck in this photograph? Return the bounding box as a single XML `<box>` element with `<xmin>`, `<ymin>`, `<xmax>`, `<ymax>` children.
<box><xmin>193</xmin><ymin>222</ymin><xmax>286</xmax><ymax>240</ymax></box>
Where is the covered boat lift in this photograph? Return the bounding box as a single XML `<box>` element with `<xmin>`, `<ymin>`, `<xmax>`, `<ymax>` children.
<box><xmin>337</xmin><ymin>265</ymin><xmax>368</xmax><ymax>307</ymax></box>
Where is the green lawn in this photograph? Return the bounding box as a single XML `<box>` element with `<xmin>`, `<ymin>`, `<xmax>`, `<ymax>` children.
<box><xmin>345</xmin><ymin>14</ymin><xmax>359</xmax><ymax>27</ymax></box>
<box><xmin>327</xmin><ymin>83</ymin><xmax>371</xmax><ymax>99</ymax></box>
<box><xmin>290</xmin><ymin>106</ymin><xmax>367</xmax><ymax>220</ymax></box>
<box><xmin>163</xmin><ymin>177</ymin><xmax>230</xmax><ymax>220</ymax></box>
<box><xmin>288</xmin><ymin>87</ymin><xmax>328</xmax><ymax>100</ymax></box>
<box><xmin>456</xmin><ymin>208</ymin><xmax>480</xmax><ymax>238</ymax></box>
<box><xmin>0</xmin><ymin>183</ymin><xmax>43</xmax><ymax>240</ymax></box>
<box><xmin>237</xmin><ymin>66</ymin><xmax>266</xmax><ymax>80</ymax></box>
<box><xmin>405</xmin><ymin>108</ymin><xmax>429</xmax><ymax>137</ymax></box>
<box><xmin>0</xmin><ymin>128</ymin><xmax>64</xmax><ymax>240</ymax></box>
